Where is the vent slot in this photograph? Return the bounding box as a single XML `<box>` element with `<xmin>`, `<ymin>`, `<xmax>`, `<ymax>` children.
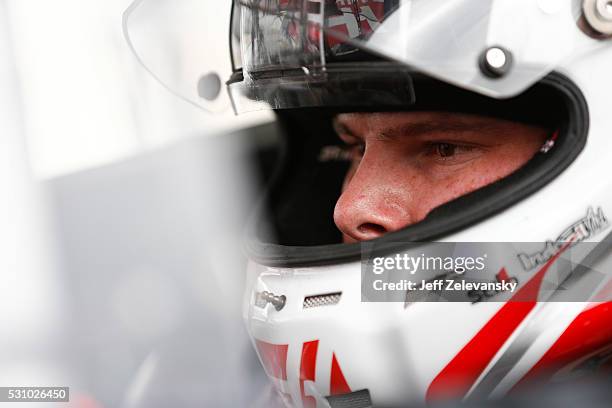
<box><xmin>326</xmin><ymin>389</ymin><xmax>372</xmax><ymax>408</ymax></box>
<box><xmin>303</xmin><ymin>292</ymin><xmax>341</xmax><ymax>309</ymax></box>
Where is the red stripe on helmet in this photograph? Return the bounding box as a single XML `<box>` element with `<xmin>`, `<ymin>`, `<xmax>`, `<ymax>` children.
<box><xmin>512</xmin><ymin>302</ymin><xmax>612</xmax><ymax>389</ymax></box>
<box><xmin>426</xmin><ymin>241</ymin><xmax>573</xmax><ymax>401</ymax></box>
<box><xmin>255</xmin><ymin>340</ymin><xmax>289</xmax><ymax>381</ymax></box>
<box><xmin>330</xmin><ymin>352</ymin><xmax>352</xmax><ymax>395</ymax></box>
<box><xmin>300</xmin><ymin>340</ymin><xmax>319</xmax><ymax>408</ymax></box>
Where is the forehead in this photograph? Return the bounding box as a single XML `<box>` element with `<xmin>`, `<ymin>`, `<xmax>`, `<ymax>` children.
<box><xmin>336</xmin><ymin>111</ymin><xmax>503</xmax><ymax>129</ymax></box>
<box><xmin>334</xmin><ymin>111</ymin><xmax>511</xmax><ymax>139</ymax></box>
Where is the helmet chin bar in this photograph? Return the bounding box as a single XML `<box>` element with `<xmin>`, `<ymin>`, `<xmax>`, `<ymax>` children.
<box><xmin>244</xmin><ymin>71</ymin><xmax>589</xmax><ymax>267</ymax></box>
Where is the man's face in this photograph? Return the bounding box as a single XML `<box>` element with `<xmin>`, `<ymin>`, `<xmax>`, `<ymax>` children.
<box><xmin>333</xmin><ymin>111</ymin><xmax>549</xmax><ymax>242</ymax></box>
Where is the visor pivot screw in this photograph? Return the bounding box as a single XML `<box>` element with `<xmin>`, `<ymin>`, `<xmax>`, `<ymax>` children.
<box><xmin>198</xmin><ymin>72</ymin><xmax>222</xmax><ymax>101</ymax></box>
<box><xmin>258</xmin><ymin>291</ymin><xmax>286</xmax><ymax>311</ymax></box>
<box><xmin>479</xmin><ymin>46</ymin><xmax>512</xmax><ymax>79</ymax></box>
<box><xmin>582</xmin><ymin>0</ymin><xmax>612</xmax><ymax>36</ymax></box>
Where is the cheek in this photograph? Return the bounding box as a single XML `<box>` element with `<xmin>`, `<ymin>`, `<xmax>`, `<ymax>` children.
<box><xmin>381</xmin><ymin>165</ymin><xmax>445</xmax><ymax>222</ymax></box>
<box><xmin>476</xmin><ymin>144</ymin><xmax>541</xmax><ymax>183</ymax></box>
<box><xmin>439</xmin><ymin>174</ymin><xmax>494</xmax><ymax>200</ymax></box>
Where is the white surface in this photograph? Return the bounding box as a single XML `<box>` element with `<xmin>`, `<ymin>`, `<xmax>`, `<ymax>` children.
<box><xmin>4</xmin><ymin>0</ymin><xmax>272</xmax><ymax>179</ymax></box>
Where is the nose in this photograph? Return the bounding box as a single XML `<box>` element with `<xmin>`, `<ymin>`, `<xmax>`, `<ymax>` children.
<box><xmin>333</xmin><ymin>158</ymin><xmax>416</xmax><ymax>242</ymax></box>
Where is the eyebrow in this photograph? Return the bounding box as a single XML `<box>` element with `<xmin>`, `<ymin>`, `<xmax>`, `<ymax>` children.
<box><xmin>333</xmin><ymin>116</ymin><xmax>502</xmax><ymax>141</ymax></box>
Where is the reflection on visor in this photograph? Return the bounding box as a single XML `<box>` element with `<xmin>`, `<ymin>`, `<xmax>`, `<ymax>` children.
<box><xmin>230</xmin><ymin>0</ymin><xmax>414</xmax><ymax>112</ymax></box>
<box><xmin>238</xmin><ymin>0</ymin><xmax>400</xmax><ymax>73</ymax></box>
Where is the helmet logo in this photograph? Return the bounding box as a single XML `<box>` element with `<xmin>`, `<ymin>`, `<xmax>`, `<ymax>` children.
<box><xmin>467</xmin><ymin>268</ymin><xmax>520</xmax><ymax>304</ymax></box>
<box><xmin>518</xmin><ymin>207</ymin><xmax>609</xmax><ymax>271</ymax></box>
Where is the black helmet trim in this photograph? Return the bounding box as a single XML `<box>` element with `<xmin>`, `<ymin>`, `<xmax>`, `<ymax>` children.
<box><xmin>227</xmin><ymin>62</ymin><xmax>417</xmax><ymax>113</ymax></box>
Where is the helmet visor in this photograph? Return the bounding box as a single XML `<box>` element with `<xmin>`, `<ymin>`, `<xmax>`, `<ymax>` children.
<box><xmin>124</xmin><ymin>0</ymin><xmax>601</xmax><ymax>112</ymax></box>
<box><xmin>236</xmin><ymin>0</ymin><xmax>600</xmax><ymax>97</ymax></box>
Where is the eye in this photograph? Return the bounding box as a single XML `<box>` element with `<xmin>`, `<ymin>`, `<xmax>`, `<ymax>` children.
<box><xmin>426</xmin><ymin>142</ymin><xmax>480</xmax><ymax>164</ymax></box>
<box><xmin>436</xmin><ymin>143</ymin><xmax>456</xmax><ymax>158</ymax></box>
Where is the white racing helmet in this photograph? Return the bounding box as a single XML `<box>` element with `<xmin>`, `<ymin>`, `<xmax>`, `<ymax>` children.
<box><xmin>124</xmin><ymin>1</ymin><xmax>612</xmax><ymax>406</ymax></box>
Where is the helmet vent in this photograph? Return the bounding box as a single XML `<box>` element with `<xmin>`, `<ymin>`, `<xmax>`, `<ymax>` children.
<box><xmin>303</xmin><ymin>292</ymin><xmax>342</xmax><ymax>309</ymax></box>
